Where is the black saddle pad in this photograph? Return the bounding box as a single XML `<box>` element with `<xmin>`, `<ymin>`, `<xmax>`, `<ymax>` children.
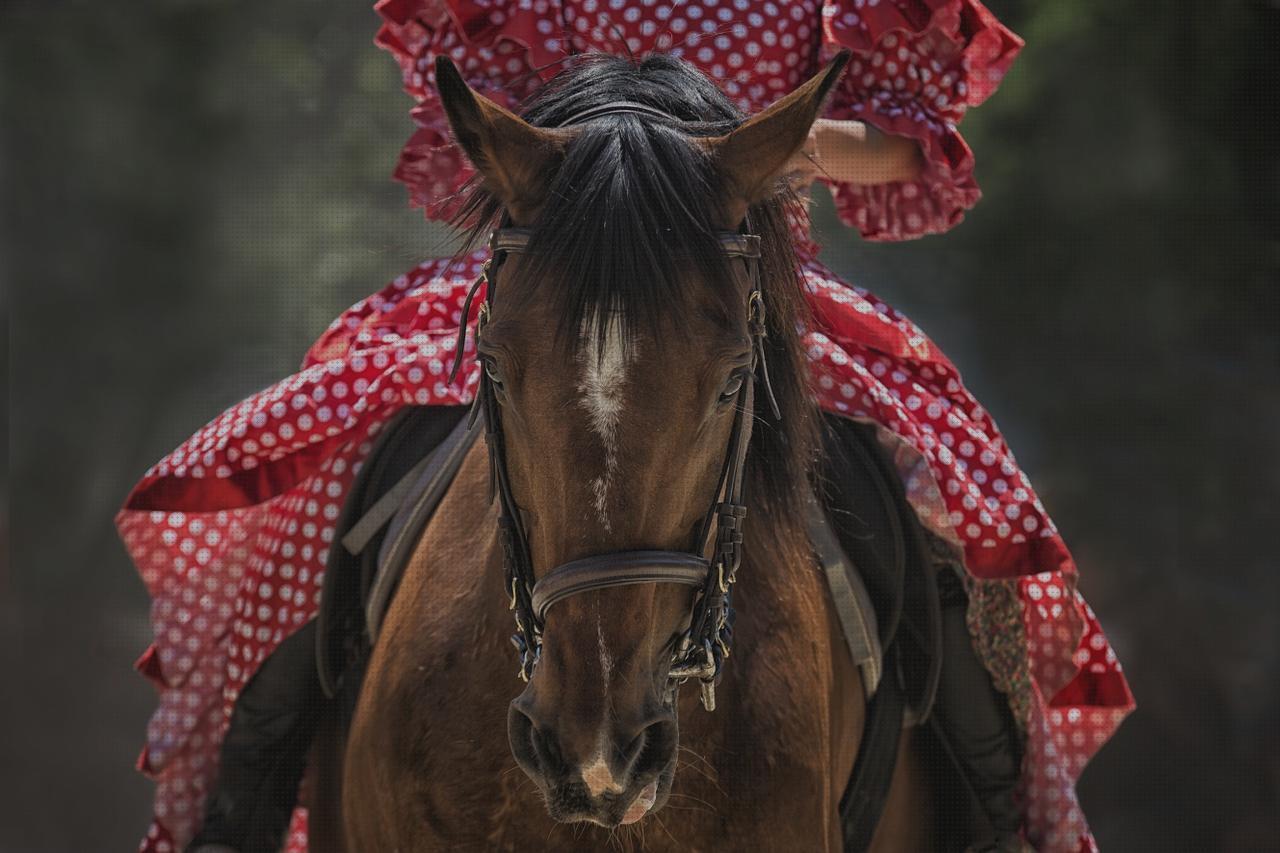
<box><xmin>316</xmin><ymin>405</ymin><xmax>467</xmax><ymax>698</ymax></box>
<box><xmin>818</xmin><ymin>415</ymin><xmax>943</xmax><ymax>722</ymax></box>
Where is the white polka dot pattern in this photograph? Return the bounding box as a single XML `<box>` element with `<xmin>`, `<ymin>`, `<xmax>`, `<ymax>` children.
<box><xmin>138</xmin><ymin>807</ymin><xmax>309</xmax><ymax>853</ymax></box>
<box><xmin>817</xmin><ymin>0</ymin><xmax>1023</xmax><ymax>240</ymax></box>
<box><xmin>121</xmin><ymin>253</ymin><xmax>485</xmax><ymax>851</ymax></box>
<box><xmin>374</xmin><ymin>0</ymin><xmax>1022</xmax><ymax>242</ymax></box>
<box><xmin>803</xmin><ymin>257</ymin><xmax>1065</xmax><ymax>576</ymax></box>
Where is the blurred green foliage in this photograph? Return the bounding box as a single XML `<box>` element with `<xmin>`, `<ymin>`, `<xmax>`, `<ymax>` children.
<box><xmin>2</xmin><ymin>0</ymin><xmax>1276</xmax><ymax>849</ymax></box>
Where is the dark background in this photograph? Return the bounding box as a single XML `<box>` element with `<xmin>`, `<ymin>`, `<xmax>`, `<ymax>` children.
<box><xmin>3</xmin><ymin>0</ymin><xmax>1277</xmax><ymax>850</ymax></box>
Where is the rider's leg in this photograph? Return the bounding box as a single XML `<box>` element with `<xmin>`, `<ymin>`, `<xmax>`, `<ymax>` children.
<box><xmin>933</xmin><ymin>567</ymin><xmax>1028</xmax><ymax>853</ymax></box>
<box><xmin>188</xmin><ymin>619</ymin><xmax>324</xmax><ymax>853</ymax></box>
<box><xmin>821</xmin><ymin>414</ymin><xmax>1028</xmax><ymax>850</ymax></box>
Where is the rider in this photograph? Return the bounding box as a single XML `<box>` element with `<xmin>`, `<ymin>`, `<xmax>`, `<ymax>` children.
<box><xmin>118</xmin><ymin>2</ymin><xmax>1134</xmax><ymax>851</ymax></box>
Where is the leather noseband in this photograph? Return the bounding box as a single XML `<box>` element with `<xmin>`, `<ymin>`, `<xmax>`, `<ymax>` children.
<box><xmin>529</xmin><ymin>552</ymin><xmax>710</xmax><ymax>624</ymax></box>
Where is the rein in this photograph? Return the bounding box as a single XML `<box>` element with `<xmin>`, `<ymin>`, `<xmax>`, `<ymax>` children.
<box><xmin>447</xmin><ymin>104</ymin><xmax>781</xmax><ymax>712</ymax></box>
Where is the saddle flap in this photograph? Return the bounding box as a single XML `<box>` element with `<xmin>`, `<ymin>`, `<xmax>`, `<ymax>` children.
<box><xmin>365</xmin><ymin>416</ymin><xmax>480</xmax><ymax>639</ymax></box>
<box><xmin>819</xmin><ymin>415</ymin><xmax>944</xmax><ymax>726</ymax></box>
<box><xmin>316</xmin><ymin>405</ymin><xmax>470</xmax><ymax>698</ymax></box>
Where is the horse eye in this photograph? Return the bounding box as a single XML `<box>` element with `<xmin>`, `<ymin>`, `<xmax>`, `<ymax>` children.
<box><xmin>719</xmin><ymin>374</ymin><xmax>745</xmax><ymax>403</ymax></box>
<box><xmin>484</xmin><ymin>360</ymin><xmax>505</xmax><ymax>388</ymax></box>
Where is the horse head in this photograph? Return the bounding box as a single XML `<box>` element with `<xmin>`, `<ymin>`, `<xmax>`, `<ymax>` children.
<box><xmin>434</xmin><ymin>50</ymin><xmax>846</xmax><ymax>828</ymax></box>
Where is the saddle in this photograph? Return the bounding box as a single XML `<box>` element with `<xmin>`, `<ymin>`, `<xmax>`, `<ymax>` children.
<box><xmin>316</xmin><ymin>405</ymin><xmax>944</xmax><ymax>851</ymax></box>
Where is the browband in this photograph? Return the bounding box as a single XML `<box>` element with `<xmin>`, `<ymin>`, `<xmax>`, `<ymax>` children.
<box><xmin>556</xmin><ymin>100</ymin><xmax>684</xmax><ymax>127</ymax></box>
<box><xmin>490</xmin><ymin>227</ymin><xmax>760</xmax><ymax>259</ymax></box>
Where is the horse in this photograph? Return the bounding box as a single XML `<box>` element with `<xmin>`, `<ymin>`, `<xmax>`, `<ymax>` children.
<box><xmin>310</xmin><ymin>51</ymin><xmax>938</xmax><ymax>852</ymax></box>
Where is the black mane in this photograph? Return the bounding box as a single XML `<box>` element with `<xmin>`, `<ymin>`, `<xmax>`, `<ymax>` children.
<box><xmin>452</xmin><ymin>52</ymin><xmax>820</xmax><ymax>542</ymax></box>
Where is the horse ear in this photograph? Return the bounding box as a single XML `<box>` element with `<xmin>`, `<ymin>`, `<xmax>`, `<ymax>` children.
<box><xmin>434</xmin><ymin>56</ymin><xmax>573</xmax><ymax>223</ymax></box>
<box><xmin>704</xmin><ymin>51</ymin><xmax>851</xmax><ymax>226</ymax></box>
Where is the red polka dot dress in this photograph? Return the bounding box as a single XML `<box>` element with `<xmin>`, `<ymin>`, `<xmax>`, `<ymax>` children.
<box><xmin>117</xmin><ymin>2</ymin><xmax>1134</xmax><ymax>851</ymax></box>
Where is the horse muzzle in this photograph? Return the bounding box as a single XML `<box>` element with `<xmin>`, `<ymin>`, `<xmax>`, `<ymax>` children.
<box><xmin>507</xmin><ymin>694</ymin><xmax>678</xmax><ymax>826</ymax></box>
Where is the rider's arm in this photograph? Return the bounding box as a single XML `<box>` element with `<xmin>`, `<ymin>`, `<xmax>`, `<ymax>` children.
<box><xmin>785</xmin><ymin>118</ymin><xmax>924</xmax><ymax>187</ymax></box>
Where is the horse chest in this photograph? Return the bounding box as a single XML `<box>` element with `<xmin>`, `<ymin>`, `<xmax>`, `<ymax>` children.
<box><xmin>350</xmin><ymin>559</ymin><xmax>846</xmax><ymax>842</ymax></box>
<box><xmin>339</xmin><ymin>447</ymin><xmax>857</xmax><ymax>851</ymax></box>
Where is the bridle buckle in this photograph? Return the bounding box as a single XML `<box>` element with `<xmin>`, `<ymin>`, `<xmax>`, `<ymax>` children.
<box><xmin>748</xmin><ymin>290</ymin><xmax>767</xmax><ymax>338</ymax></box>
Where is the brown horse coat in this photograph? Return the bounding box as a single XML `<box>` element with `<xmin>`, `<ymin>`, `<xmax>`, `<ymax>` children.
<box><xmin>316</xmin><ymin>443</ymin><xmax>932</xmax><ymax>852</ymax></box>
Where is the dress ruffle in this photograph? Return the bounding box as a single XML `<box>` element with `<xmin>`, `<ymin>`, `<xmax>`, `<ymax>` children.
<box><xmin>376</xmin><ymin>0</ymin><xmax>1023</xmax><ymax>244</ymax></box>
<box><xmin>375</xmin><ymin>0</ymin><xmax>560</xmax><ymax>220</ymax></box>
<box><xmin>120</xmin><ymin>254</ymin><xmax>1132</xmax><ymax>852</ymax></box>
<box><xmin>819</xmin><ymin>0</ymin><xmax>1023</xmax><ymax>240</ymax></box>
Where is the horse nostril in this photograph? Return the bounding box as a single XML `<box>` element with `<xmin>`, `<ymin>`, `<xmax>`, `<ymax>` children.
<box><xmin>532</xmin><ymin>728</ymin><xmax>560</xmax><ymax>767</ymax></box>
<box><xmin>621</xmin><ymin>715</ymin><xmax>678</xmax><ymax>778</ymax></box>
<box><xmin>623</xmin><ymin>731</ymin><xmax>646</xmax><ymax>767</ymax></box>
<box><xmin>509</xmin><ymin>701</ymin><xmax>569</xmax><ymax>783</ymax></box>
<box><xmin>508</xmin><ymin>702</ymin><xmax>547</xmax><ymax>781</ymax></box>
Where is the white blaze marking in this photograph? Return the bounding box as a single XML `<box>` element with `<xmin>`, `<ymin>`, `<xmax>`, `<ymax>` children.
<box><xmin>593</xmin><ymin>604</ymin><xmax>615</xmax><ymax>792</ymax></box>
<box><xmin>597</xmin><ymin>607</ymin><xmax>614</xmax><ymax>693</ymax></box>
<box><xmin>578</xmin><ymin>317</ymin><xmax>630</xmax><ymax>531</ymax></box>
<box><xmin>578</xmin><ymin>330</ymin><xmax>626</xmax><ymax>801</ymax></box>
<box><xmin>581</xmin><ymin>751</ymin><xmax>623</xmax><ymax>798</ymax></box>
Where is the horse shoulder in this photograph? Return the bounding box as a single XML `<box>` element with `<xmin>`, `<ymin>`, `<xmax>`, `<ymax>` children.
<box><xmin>676</xmin><ymin>526</ymin><xmax>865</xmax><ymax>851</ymax></box>
<box><xmin>343</xmin><ymin>441</ymin><xmax>522</xmax><ymax>850</ymax></box>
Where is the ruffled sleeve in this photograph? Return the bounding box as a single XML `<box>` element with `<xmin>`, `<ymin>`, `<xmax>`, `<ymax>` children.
<box><xmin>817</xmin><ymin>0</ymin><xmax>1023</xmax><ymax>241</ymax></box>
<box><xmin>374</xmin><ymin>0</ymin><xmax>568</xmax><ymax>220</ymax></box>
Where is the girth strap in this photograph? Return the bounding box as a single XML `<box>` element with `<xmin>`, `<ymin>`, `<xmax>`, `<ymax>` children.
<box><xmin>340</xmin><ymin>450</ymin><xmax>436</xmax><ymax>557</ymax></box>
<box><xmin>530</xmin><ymin>551</ymin><xmax>709</xmax><ymax>623</ymax></box>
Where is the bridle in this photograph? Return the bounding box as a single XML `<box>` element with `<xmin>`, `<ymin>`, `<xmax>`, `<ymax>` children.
<box><xmin>447</xmin><ymin>103</ymin><xmax>781</xmax><ymax>712</ymax></box>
